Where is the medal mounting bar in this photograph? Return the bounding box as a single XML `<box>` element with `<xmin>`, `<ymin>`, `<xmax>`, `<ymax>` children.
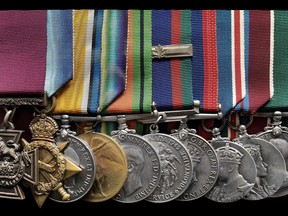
<box><xmin>152</xmin><ymin>44</ymin><xmax>193</xmax><ymax>59</ymax></box>
<box><xmin>51</xmin><ymin>100</ymin><xmax>223</xmax><ymax>124</ymax></box>
<box><xmin>0</xmin><ymin>92</ymin><xmax>47</xmax><ymax>107</ymax></box>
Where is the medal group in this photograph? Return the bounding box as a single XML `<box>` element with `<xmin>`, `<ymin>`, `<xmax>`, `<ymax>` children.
<box><xmin>1</xmin><ymin>9</ymin><xmax>288</xmax><ymax>207</ymax></box>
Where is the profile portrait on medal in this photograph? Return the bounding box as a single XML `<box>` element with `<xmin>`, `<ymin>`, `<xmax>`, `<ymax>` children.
<box><xmin>189</xmin><ymin>145</ymin><xmax>204</xmax><ymax>185</ymax></box>
<box><xmin>243</xmin><ymin>144</ymin><xmax>277</xmax><ymax>200</ymax></box>
<box><xmin>120</xmin><ymin>144</ymin><xmax>145</xmax><ymax>197</ymax></box>
<box><xmin>269</xmin><ymin>127</ymin><xmax>288</xmax><ymax>187</ymax></box>
<box><xmin>155</xmin><ymin>142</ymin><xmax>181</xmax><ymax>193</ymax></box>
<box><xmin>207</xmin><ymin>143</ymin><xmax>254</xmax><ymax>203</ymax></box>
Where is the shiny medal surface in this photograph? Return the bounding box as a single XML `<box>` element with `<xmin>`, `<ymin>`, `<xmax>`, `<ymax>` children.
<box><xmin>0</xmin><ymin>110</ymin><xmax>38</xmax><ymax>200</ymax></box>
<box><xmin>50</xmin><ymin>115</ymin><xmax>96</xmax><ymax>203</ymax></box>
<box><xmin>235</xmin><ymin>125</ymin><xmax>286</xmax><ymax>200</ymax></box>
<box><xmin>206</xmin><ymin>132</ymin><xmax>256</xmax><ymax>203</ymax></box>
<box><xmin>170</xmin><ymin>121</ymin><xmax>219</xmax><ymax>201</ymax></box>
<box><xmin>256</xmin><ymin>112</ymin><xmax>288</xmax><ymax>197</ymax></box>
<box><xmin>143</xmin><ymin>125</ymin><xmax>193</xmax><ymax>203</ymax></box>
<box><xmin>78</xmin><ymin>128</ymin><xmax>128</xmax><ymax>202</ymax></box>
<box><xmin>112</xmin><ymin>116</ymin><xmax>161</xmax><ymax>203</ymax></box>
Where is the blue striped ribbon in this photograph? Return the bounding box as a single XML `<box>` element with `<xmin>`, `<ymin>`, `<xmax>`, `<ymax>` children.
<box><xmin>216</xmin><ymin>10</ymin><xmax>233</xmax><ymax>116</ymax></box>
<box><xmin>191</xmin><ymin>10</ymin><xmax>205</xmax><ymax>110</ymax></box>
<box><xmin>45</xmin><ymin>10</ymin><xmax>73</xmax><ymax>97</ymax></box>
<box><xmin>152</xmin><ymin>10</ymin><xmax>173</xmax><ymax>111</ymax></box>
<box><xmin>88</xmin><ymin>10</ymin><xmax>103</xmax><ymax>113</ymax></box>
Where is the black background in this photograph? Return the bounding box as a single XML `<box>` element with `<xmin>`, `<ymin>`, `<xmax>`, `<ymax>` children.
<box><xmin>1</xmin><ymin>1</ymin><xmax>287</xmax><ymax>214</ymax></box>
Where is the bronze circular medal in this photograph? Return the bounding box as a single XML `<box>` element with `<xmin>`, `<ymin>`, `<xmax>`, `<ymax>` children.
<box><xmin>78</xmin><ymin>131</ymin><xmax>128</xmax><ymax>202</ymax></box>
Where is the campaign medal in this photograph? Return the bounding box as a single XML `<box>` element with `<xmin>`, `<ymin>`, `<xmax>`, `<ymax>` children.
<box><xmin>170</xmin><ymin>119</ymin><xmax>219</xmax><ymax>201</ymax></box>
<box><xmin>112</xmin><ymin>115</ymin><xmax>161</xmax><ymax>203</ymax></box>
<box><xmin>21</xmin><ymin>111</ymin><xmax>82</xmax><ymax>207</ymax></box>
<box><xmin>143</xmin><ymin>123</ymin><xmax>193</xmax><ymax>203</ymax></box>
<box><xmin>49</xmin><ymin>115</ymin><xmax>96</xmax><ymax>203</ymax></box>
<box><xmin>77</xmin><ymin>122</ymin><xmax>128</xmax><ymax>203</ymax></box>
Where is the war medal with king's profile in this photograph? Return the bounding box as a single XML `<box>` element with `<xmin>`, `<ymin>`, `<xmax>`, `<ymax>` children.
<box><xmin>0</xmin><ymin>110</ymin><xmax>38</xmax><ymax>200</ymax></box>
<box><xmin>170</xmin><ymin>118</ymin><xmax>219</xmax><ymax>201</ymax></box>
<box><xmin>21</xmin><ymin>112</ymin><xmax>82</xmax><ymax>208</ymax></box>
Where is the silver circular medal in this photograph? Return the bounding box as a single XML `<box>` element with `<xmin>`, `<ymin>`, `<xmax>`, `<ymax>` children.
<box><xmin>112</xmin><ymin>131</ymin><xmax>162</xmax><ymax>203</ymax></box>
<box><xmin>257</xmin><ymin>126</ymin><xmax>288</xmax><ymax>197</ymax></box>
<box><xmin>205</xmin><ymin>140</ymin><xmax>256</xmax><ymax>203</ymax></box>
<box><xmin>171</xmin><ymin>129</ymin><xmax>219</xmax><ymax>201</ymax></box>
<box><xmin>238</xmin><ymin>136</ymin><xmax>286</xmax><ymax>200</ymax></box>
<box><xmin>143</xmin><ymin>132</ymin><xmax>193</xmax><ymax>203</ymax></box>
<box><xmin>49</xmin><ymin>132</ymin><xmax>96</xmax><ymax>203</ymax></box>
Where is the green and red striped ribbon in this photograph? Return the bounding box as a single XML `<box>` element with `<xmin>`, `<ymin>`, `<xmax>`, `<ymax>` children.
<box><xmin>152</xmin><ymin>10</ymin><xmax>193</xmax><ymax>111</ymax></box>
<box><xmin>107</xmin><ymin>10</ymin><xmax>152</xmax><ymax>114</ymax></box>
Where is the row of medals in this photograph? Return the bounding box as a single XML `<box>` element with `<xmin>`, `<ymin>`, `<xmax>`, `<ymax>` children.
<box><xmin>1</xmin><ymin>111</ymin><xmax>288</xmax><ymax>207</ymax></box>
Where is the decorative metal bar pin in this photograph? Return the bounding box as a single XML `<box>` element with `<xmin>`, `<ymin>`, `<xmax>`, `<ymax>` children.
<box><xmin>152</xmin><ymin>44</ymin><xmax>193</xmax><ymax>59</ymax></box>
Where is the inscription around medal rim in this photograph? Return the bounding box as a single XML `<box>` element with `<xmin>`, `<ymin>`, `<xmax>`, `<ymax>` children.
<box><xmin>143</xmin><ymin>133</ymin><xmax>193</xmax><ymax>203</ymax></box>
<box><xmin>113</xmin><ymin>133</ymin><xmax>161</xmax><ymax>203</ymax></box>
<box><xmin>78</xmin><ymin>132</ymin><xmax>128</xmax><ymax>203</ymax></box>
<box><xmin>205</xmin><ymin>140</ymin><xmax>256</xmax><ymax>203</ymax></box>
<box><xmin>171</xmin><ymin>132</ymin><xmax>219</xmax><ymax>201</ymax></box>
<box><xmin>50</xmin><ymin>135</ymin><xmax>96</xmax><ymax>203</ymax></box>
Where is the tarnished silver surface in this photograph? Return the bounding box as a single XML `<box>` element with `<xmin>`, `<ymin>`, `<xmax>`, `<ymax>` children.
<box><xmin>256</xmin><ymin>126</ymin><xmax>288</xmax><ymax>197</ymax></box>
<box><xmin>152</xmin><ymin>44</ymin><xmax>192</xmax><ymax>59</ymax></box>
<box><xmin>143</xmin><ymin>133</ymin><xmax>193</xmax><ymax>203</ymax></box>
<box><xmin>206</xmin><ymin>140</ymin><xmax>256</xmax><ymax>203</ymax></box>
<box><xmin>50</xmin><ymin>133</ymin><xmax>96</xmax><ymax>203</ymax></box>
<box><xmin>237</xmin><ymin>136</ymin><xmax>286</xmax><ymax>200</ymax></box>
<box><xmin>171</xmin><ymin>129</ymin><xmax>219</xmax><ymax>201</ymax></box>
<box><xmin>113</xmin><ymin>132</ymin><xmax>161</xmax><ymax>203</ymax></box>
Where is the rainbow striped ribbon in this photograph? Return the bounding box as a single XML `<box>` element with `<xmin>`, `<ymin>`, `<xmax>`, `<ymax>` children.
<box><xmin>99</xmin><ymin>10</ymin><xmax>128</xmax><ymax>113</ymax></box>
<box><xmin>107</xmin><ymin>10</ymin><xmax>152</xmax><ymax>114</ymax></box>
<box><xmin>152</xmin><ymin>10</ymin><xmax>193</xmax><ymax>111</ymax></box>
<box><xmin>45</xmin><ymin>10</ymin><xmax>73</xmax><ymax>97</ymax></box>
<box><xmin>53</xmin><ymin>10</ymin><xmax>128</xmax><ymax>114</ymax></box>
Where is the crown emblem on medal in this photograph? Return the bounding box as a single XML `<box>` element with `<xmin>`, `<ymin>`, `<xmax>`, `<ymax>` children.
<box><xmin>243</xmin><ymin>144</ymin><xmax>260</xmax><ymax>156</ymax></box>
<box><xmin>29</xmin><ymin>114</ymin><xmax>58</xmax><ymax>141</ymax></box>
<box><xmin>189</xmin><ymin>146</ymin><xmax>204</xmax><ymax>162</ymax></box>
<box><xmin>216</xmin><ymin>143</ymin><xmax>243</xmax><ymax>164</ymax></box>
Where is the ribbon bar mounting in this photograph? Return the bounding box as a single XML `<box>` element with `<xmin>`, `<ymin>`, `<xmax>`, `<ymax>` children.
<box><xmin>0</xmin><ymin>93</ymin><xmax>47</xmax><ymax>107</ymax></box>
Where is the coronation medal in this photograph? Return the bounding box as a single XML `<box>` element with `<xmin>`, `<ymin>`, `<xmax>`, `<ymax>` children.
<box><xmin>112</xmin><ymin>115</ymin><xmax>161</xmax><ymax>203</ymax></box>
<box><xmin>170</xmin><ymin>118</ymin><xmax>219</xmax><ymax>201</ymax></box>
<box><xmin>205</xmin><ymin>129</ymin><xmax>256</xmax><ymax>203</ymax></box>
<box><xmin>234</xmin><ymin>125</ymin><xmax>286</xmax><ymax>200</ymax></box>
<box><xmin>256</xmin><ymin>111</ymin><xmax>288</xmax><ymax>197</ymax></box>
